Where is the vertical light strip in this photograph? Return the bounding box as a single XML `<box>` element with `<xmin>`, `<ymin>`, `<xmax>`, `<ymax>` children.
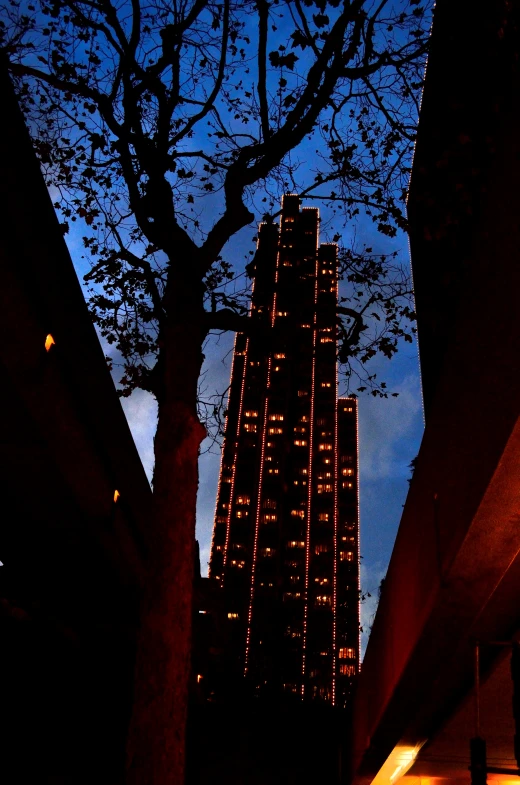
<box><xmin>244</xmin><ymin>221</ymin><xmax>281</xmax><ymax>674</ymax></box>
<box><xmin>355</xmin><ymin>396</ymin><xmax>361</xmax><ymax>672</ymax></box>
<box><xmin>209</xmin><ymin>332</ymin><xmax>241</xmax><ymax>579</ymax></box>
<box><xmin>302</xmin><ymin>235</ymin><xmax>320</xmax><ymax>696</ymax></box>
<box><xmin>244</xmin><ymin>363</ymin><xmax>271</xmax><ymax>672</ymax></box>
<box><xmin>222</xmin><ymin>338</ymin><xmax>250</xmax><ymax>574</ymax></box>
<box><xmin>332</xmin><ymin>256</ymin><xmax>339</xmax><ymax>706</ymax></box>
<box><xmin>209</xmin><ymin>423</ymin><xmax>226</xmax><ymax>579</ymax></box>
<box><xmin>214</xmin><ymin>229</ymin><xmax>260</xmax><ymax>580</ymax></box>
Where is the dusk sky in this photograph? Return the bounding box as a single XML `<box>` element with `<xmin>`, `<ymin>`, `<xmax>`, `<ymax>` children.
<box><xmin>64</xmin><ymin>200</ymin><xmax>425</xmax><ymax>657</ymax></box>
<box><xmin>44</xmin><ymin>0</ymin><xmax>429</xmax><ymax>657</ymax></box>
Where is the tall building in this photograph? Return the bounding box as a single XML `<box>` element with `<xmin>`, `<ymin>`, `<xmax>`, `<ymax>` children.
<box><xmin>209</xmin><ymin>195</ymin><xmax>359</xmax><ymax>707</ymax></box>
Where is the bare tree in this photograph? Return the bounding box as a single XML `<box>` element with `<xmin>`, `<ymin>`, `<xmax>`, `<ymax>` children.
<box><xmin>1</xmin><ymin>1</ymin><xmax>429</xmax><ymax>781</ymax></box>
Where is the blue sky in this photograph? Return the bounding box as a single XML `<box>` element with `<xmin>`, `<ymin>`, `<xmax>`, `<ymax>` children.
<box><xmin>43</xmin><ymin>0</ymin><xmax>428</xmax><ymax>656</ymax></box>
<box><xmin>61</xmin><ymin>203</ymin><xmax>424</xmax><ymax>659</ymax></box>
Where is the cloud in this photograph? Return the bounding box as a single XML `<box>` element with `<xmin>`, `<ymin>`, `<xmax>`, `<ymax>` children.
<box><xmin>359</xmin><ymin>372</ymin><xmax>423</xmax><ymax>482</ymax></box>
<box><xmin>359</xmin><ymin>560</ymin><xmax>388</xmax><ymax>660</ymax></box>
<box><xmin>120</xmin><ymin>390</ymin><xmax>157</xmax><ymax>485</ymax></box>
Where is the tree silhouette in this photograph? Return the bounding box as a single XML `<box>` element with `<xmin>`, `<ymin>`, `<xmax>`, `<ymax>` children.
<box><xmin>1</xmin><ymin>1</ymin><xmax>430</xmax><ymax>781</ymax></box>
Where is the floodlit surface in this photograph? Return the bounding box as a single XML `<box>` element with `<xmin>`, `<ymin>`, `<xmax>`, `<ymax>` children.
<box><xmin>370</xmin><ymin>744</ymin><xmax>425</xmax><ymax>785</ymax></box>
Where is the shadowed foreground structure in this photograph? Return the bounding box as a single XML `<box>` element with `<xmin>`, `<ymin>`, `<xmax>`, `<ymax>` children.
<box><xmin>350</xmin><ymin>2</ymin><xmax>520</xmax><ymax>785</ymax></box>
<box><xmin>0</xmin><ymin>65</ymin><xmax>152</xmax><ymax>784</ymax></box>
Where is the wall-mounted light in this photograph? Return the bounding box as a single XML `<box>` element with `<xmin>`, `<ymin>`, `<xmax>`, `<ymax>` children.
<box><xmin>113</xmin><ymin>489</ymin><xmax>120</xmax><ymax>503</ymax></box>
<box><xmin>45</xmin><ymin>334</ymin><xmax>55</xmax><ymax>352</ymax></box>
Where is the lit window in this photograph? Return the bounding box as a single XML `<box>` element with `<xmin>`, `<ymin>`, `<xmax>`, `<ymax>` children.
<box><xmin>321</xmin><ymin>382</ymin><xmax>332</xmax><ymax>388</ymax></box>
<box><xmin>284</xmin><ymin>216</ymin><xmax>295</xmax><ymax>223</ymax></box>
<box><xmin>277</xmin><ymin>311</ymin><xmax>289</xmax><ymax>317</ymax></box>
<box><xmin>315</xmin><ymin>544</ymin><xmax>330</xmax><ymax>554</ymax></box>
<box><xmin>244</xmin><ymin>410</ymin><xmax>258</xmax><ymax>417</ymax></box>
<box><xmin>243</xmin><ymin>423</ymin><xmax>257</xmax><ymax>432</ymax></box>
<box><xmin>300</xmin><ymin>415</ymin><xmax>309</xmax><ymax>422</ymax></box>
<box><xmin>230</xmin><ymin>559</ymin><xmax>246</xmax><ymax>568</ymax></box>
<box><xmin>315</xmin><ymin>576</ymin><xmax>330</xmax><ymax>585</ymax></box>
<box><xmin>342</xmin><ymin>481</ymin><xmax>354</xmax><ymax>489</ymax></box>
<box><xmin>268</xmin><ymin>427</ymin><xmax>283</xmax><ymax>435</ymax></box>
<box><xmin>291</xmin><ymin>510</ymin><xmax>305</xmax><ymax>519</ymax></box>
<box><xmin>274</xmin><ymin>353</ymin><xmax>286</xmax><ymax>359</ymax></box>
<box><xmin>285</xmin><ymin>627</ymin><xmax>301</xmax><ymax>638</ymax></box>
<box><xmin>289</xmin><ymin>575</ymin><xmax>301</xmax><ymax>584</ymax></box>
<box><xmin>261</xmin><ymin>547</ymin><xmax>275</xmax><ymax>557</ymax></box>
<box><xmin>269</xmin><ymin>414</ymin><xmax>284</xmax><ymax>421</ymax></box>
<box><xmin>294</xmin><ymin>439</ymin><xmax>308</xmax><ymax>447</ymax></box>
<box><xmin>216</xmin><ymin>516</ymin><xmax>226</xmax><ymax>524</ymax></box>
<box><xmin>341</xmin><ymin>455</ymin><xmax>354</xmax><ymax>464</ymax></box>
<box><xmin>318</xmin><ymin>513</ymin><xmax>329</xmax><ymax>521</ymax></box>
<box><xmin>288</xmin><ymin>541</ymin><xmax>305</xmax><ymax>549</ymax></box>
<box><xmin>228</xmin><ymin>612</ymin><xmax>239</xmax><ymax>619</ymax></box>
<box><xmin>323</xmin><ymin>458</ymin><xmax>332</xmax><ymax>464</ymax></box>
<box><xmin>249</xmin><ymin>360</ymin><xmax>260</xmax><ymax>366</ymax></box>
<box><xmin>318</xmin><ymin>443</ymin><xmax>333</xmax><ymax>451</ymax></box>
<box><xmin>320</xmin><ymin>337</ymin><xmax>334</xmax><ymax>343</ymax></box>
<box><xmin>317</xmin><ymin>471</ymin><xmax>332</xmax><ymax>480</ymax></box>
<box><xmin>262</xmin><ymin>513</ymin><xmax>277</xmax><ymax>522</ymax></box>
<box><xmin>294</xmin><ymin>426</ymin><xmax>307</xmax><ymax>434</ymax></box>
<box><xmin>315</xmin><ymin>595</ymin><xmax>332</xmax><ymax>607</ymax></box>
<box><xmin>298</xmin><ymin>468</ymin><xmax>308</xmax><ymax>476</ymax></box>
<box><xmin>340</xmin><ymin>551</ymin><xmax>354</xmax><ymax>562</ymax></box>
<box><xmin>300</xmin><ymin>324</ymin><xmax>311</xmax><ymax>328</ymax></box>
<box><xmin>339</xmin><ymin>664</ymin><xmax>356</xmax><ymax>677</ymax></box>
<box><xmin>298</xmin><ymin>390</ymin><xmax>309</xmax><ymax>397</ymax></box>
<box><xmin>263</xmin><ymin>499</ymin><xmax>276</xmax><ymax>509</ymax></box>
<box><xmin>343</xmin><ymin>406</ymin><xmax>353</xmax><ymax>412</ymax></box>
<box><xmin>236</xmin><ymin>510</ymin><xmax>249</xmax><ymax>518</ymax></box>
<box><xmin>317</xmin><ymin>483</ymin><xmax>333</xmax><ymax>494</ymax></box>
<box><xmin>268</xmin><ymin>467</ymin><xmax>279</xmax><ymax>474</ymax></box>
<box><xmin>339</xmin><ymin>648</ymin><xmax>356</xmax><ymax>659</ymax></box>
<box><xmin>236</xmin><ymin>495</ymin><xmax>250</xmax><ymax>505</ymax></box>
<box><xmin>273</xmin><ymin>366</ymin><xmax>281</xmax><ymax>371</ymax></box>
<box><xmin>283</xmin><ymin>592</ymin><xmax>302</xmax><ymax>601</ymax></box>
<box><xmin>342</xmin><ymin>468</ymin><xmax>354</xmax><ymax>476</ymax></box>
<box><xmin>215</xmin><ymin>545</ymin><xmax>223</xmax><ymax>552</ymax></box>
<box><xmin>222</xmin><ymin>476</ymin><xmax>232</xmax><ymax>483</ymax></box>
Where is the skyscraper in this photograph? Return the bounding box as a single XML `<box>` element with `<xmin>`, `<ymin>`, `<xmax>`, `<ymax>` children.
<box><xmin>209</xmin><ymin>195</ymin><xmax>359</xmax><ymax>707</ymax></box>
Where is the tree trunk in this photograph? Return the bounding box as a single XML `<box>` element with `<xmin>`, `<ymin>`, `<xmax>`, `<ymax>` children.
<box><xmin>125</xmin><ymin>278</ymin><xmax>206</xmax><ymax>785</ymax></box>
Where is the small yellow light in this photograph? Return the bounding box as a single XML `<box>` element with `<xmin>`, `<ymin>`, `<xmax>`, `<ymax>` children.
<box><xmin>197</xmin><ymin>674</ymin><xmax>203</xmax><ymax>683</ymax></box>
<box><xmin>45</xmin><ymin>334</ymin><xmax>55</xmax><ymax>352</ymax></box>
<box><xmin>113</xmin><ymin>490</ymin><xmax>120</xmax><ymax>503</ymax></box>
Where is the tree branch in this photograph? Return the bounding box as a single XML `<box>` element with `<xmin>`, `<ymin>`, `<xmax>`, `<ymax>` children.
<box><xmin>256</xmin><ymin>0</ymin><xmax>270</xmax><ymax>141</ymax></box>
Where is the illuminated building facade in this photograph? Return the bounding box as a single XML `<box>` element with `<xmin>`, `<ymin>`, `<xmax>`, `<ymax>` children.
<box><xmin>209</xmin><ymin>195</ymin><xmax>359</xmax><ymax>707</ymax></box>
